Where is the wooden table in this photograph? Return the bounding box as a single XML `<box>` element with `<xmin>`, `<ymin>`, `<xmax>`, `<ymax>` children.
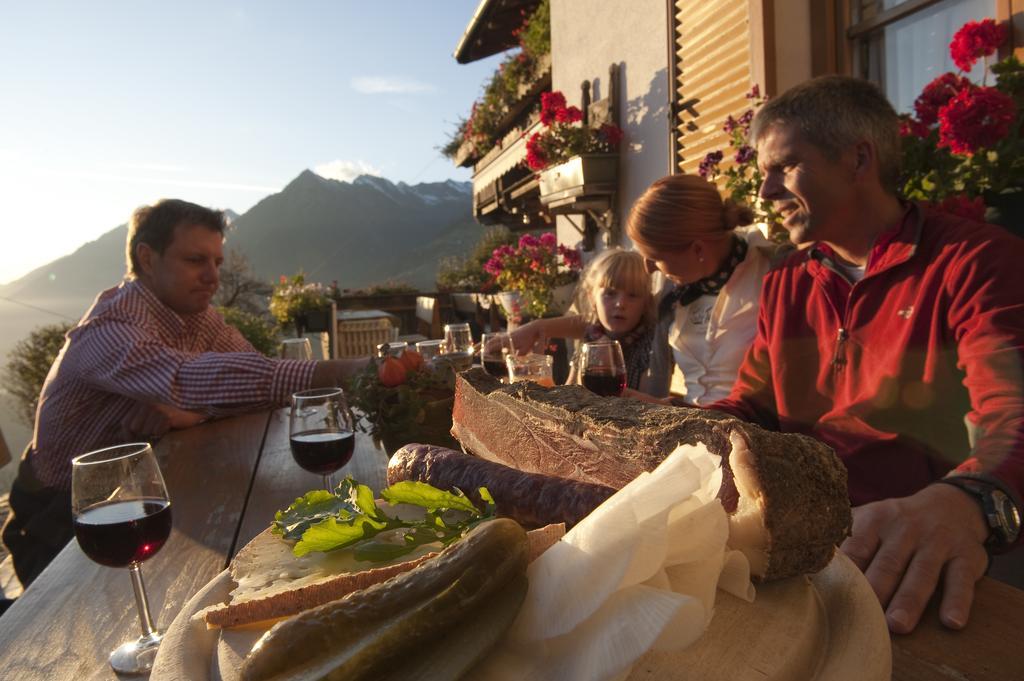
<box><xmin>0</xmin><ymin>409</ymin><xmax>1020</xmax><ymax>680</ymax></box>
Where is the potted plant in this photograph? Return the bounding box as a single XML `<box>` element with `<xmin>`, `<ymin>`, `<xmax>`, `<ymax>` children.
<box><xmin>442</xmin><ymin>0</ymin><xmax>552</xmax><ymax>165</ymax></box>
<box><xmin>484</xmin><ymin>232</ymin><xmax>582</xmax><ymax>321</ymax></box>
<box><xmin>526</xmin><ymin>91</ymin><xmax>624</xmax><ymax>207</ymax></box>
<box><xmin>346</xmin><ymin>347</ymin><xmax>459</xmax><ymax>455</ymax></box>
<box><xmin>436</xmin><ymin>226</ymin><xmax>517</xmax><ymax>314</ymax></box>
<box><xmin>269</xmin><ymin>273</ymin><xmax>336</xmax><ymax>336</ymax></box>
<box><xmin>698</xmin><ymin>85</ymin><xmax>784</xmax><ymax>240</ymax></box>
<box><xmin>896</xmin><ymin>18</ymin><xmax>1024</xmax><ymax>234</ymax></box>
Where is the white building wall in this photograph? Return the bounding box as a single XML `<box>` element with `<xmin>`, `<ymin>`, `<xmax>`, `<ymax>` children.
<box><xmin>551</xmin><ymin>0</ymin><xmax>670</xmax><ymax>252</ymax></box>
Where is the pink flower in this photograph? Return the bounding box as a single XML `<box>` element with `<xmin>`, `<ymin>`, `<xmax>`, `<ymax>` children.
<box><xmin>539</xmin><ymin>232</ymin><xmax>557</xmax><ymax>247</ymax></box>
<box><xmin>950</xmin><ymin>19</ymin><xmax>1007</xmax><ymax>72</ymax></box>
<box><xmin>519</xmin><ymin>234</ymin><xmax>540</xmax><ymax>248</ymax></box>
<box><xmin>938</xmin><ymin>85</ymin><xmax>1016</xmax><ymax>155</ymax></box>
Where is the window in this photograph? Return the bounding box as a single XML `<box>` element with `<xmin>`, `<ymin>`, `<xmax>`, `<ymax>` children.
<box><xmin>847</xmin><ymin>0</ymin><xmax>997</xmax><ymax>113</ymax></box>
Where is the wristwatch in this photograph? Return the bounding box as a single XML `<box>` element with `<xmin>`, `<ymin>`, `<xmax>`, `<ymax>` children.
<box><xmin>935</xmin><ymin>474</ymin><xmax>1022</xmax><ymax>553</ymax></box>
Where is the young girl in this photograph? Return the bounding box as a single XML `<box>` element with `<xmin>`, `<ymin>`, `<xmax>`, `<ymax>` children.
<box><xmin>508</xmin><ymin>249</ymin><xmax>658</xmax><ymax>393</ymax></box>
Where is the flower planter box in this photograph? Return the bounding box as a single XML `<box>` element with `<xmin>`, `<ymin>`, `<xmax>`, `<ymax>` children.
<box><xmin>539</xmin><ymin>154</ymin><xmax>618</xmax><ymax>212</ymax></box>
<box><xmin>450</xmin><ymin>292</ymin><xmax>478</xmax><ymax>316</ymax></box>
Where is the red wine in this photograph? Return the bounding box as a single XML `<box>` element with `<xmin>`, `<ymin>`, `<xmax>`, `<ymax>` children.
<box><xmin>482</xmin><ymin>358</ymin><xmax>507</xmax><ymax>378</ymax></box>
<box><xmin>74</xmin><ymin>498</ymin><xmax>172</xmax><ymax>568</ymax></box>
<box><xmin>290</xmin><ymin>429</ymin><xmax>355</xmax><ymax>474</ymax></box>
<box><xmin>582</xmin><ymin>370</ymin><xmax>627</xmax><ymax>397</ymax></box>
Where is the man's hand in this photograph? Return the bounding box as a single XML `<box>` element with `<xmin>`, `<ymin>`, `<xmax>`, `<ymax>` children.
<box><xmin>119</xmin><ymin>401</ymin><xmax>172</xmax><ymax>441</ymax></box>
<box><xmin>840</xmin><ymin>483</ymin><xmax>989</xmax><ymax>634</ymax></box>
<box><xmin>120</xmin><ymin>401</ymin><xmax>206</xmax><ymax>441</ymax></box>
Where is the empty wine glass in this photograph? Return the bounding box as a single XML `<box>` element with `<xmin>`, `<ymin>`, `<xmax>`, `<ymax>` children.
<box><xmin>480</xmin><ymin>332</ymin><xmax>515</xmax><ymax>379</ymax></box>
<box><xmin>72</xmin><ymin>442</ymin><xmax>172</xmax><ymax>674</ymax></box>
<box><xmin>376</xmin><ymin>340</ymin><xmax>408</xmax><ymax>358</ymax></box>
<box><xmin>280</xmin><ymin>338</ymin><xmax>313</xmax><ymax>360</ymax></box>
<box><xmin>290</xmin><ymin>388</ymin><xmax>355</xmax><ymax>491</ymax></box>
<box><xmin>580</xmin><ymin>340</ymin><xmax>627</xmax><ymax>396</ymax></box>
<box><xmin>416</xmin><ymin>339</ymin><xmax>446</xmax><ymax>363</ymax></box>
<box><xmin>442</xmin><ymin>322</ymin><xmax>474</xmax><ymax>371</ymax></box>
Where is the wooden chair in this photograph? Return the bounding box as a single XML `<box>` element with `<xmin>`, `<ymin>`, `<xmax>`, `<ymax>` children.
<box><xmin>322</xmin><ymin>317</ymin><xmax>398</xmax><ymax>358</ymax></box>
<box><xmin>415</xmin><ymin>296</ymin><xmax>443</xmax><ymax>339</ymax></box>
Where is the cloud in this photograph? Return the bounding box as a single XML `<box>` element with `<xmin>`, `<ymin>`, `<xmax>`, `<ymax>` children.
<box><xmin>314</xmin><ymin>160</ymin><xmax>382</xmax><ymax>183</ymax></box>
<box><xmin>350</xmin><ymin>76</ymin><xmax>436</xmax><ymax>95</ymax></box>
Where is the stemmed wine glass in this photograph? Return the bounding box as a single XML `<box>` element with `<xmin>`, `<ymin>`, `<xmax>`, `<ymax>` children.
<box><xmin>480</xmin><ymin>332</ymin><xmax>515</xmax><ymax>379</ymax></box>
<box><xmin>71</xmin><ymin>442</ymin><xmax>173</xmax><ymax>674</ymax></box>
<box><xmin>280</xmin><ymin>337</ymin><xmax>313</xmax><ymax>360</ymax></box>
<box><xmin>580</xmin><ymin>340</ymin><xmax>627</xmax><ymax>396</ymax></box>
<box><xmin>289</xmin><ymin>387</ymin><xmax>356</xmax><ymax>491</ymax></box>
<box><xmin>442</xmin><ymin>322</ymin><xmax>474</xmax><ymax>371</ymax></box>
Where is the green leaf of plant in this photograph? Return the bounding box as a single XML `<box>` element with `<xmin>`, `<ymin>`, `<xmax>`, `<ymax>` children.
<box><xmin>381</xmin><ymin>481</ymin><xmax>480</xmax><ymax>514</ymax></box>
<box><xmin>273</xmin><ymin>490</ymin><xmax>352</xmax><ymax>540</ymax></box>
<box><xmin>294</xmin><ymin>517</ymin><xmax>384</xmax><ymax>557</ymax></box>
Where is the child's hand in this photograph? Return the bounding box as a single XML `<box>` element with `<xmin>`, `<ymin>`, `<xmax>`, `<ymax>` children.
<box><xmin>508</xmin><ymin>320</ymin><xmax>547</xmax><ymax>355</ymax></box>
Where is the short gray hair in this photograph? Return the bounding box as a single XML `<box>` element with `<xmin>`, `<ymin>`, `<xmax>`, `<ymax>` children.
<box><xmin>750</xmin><ymin>75</ymin><xmax>902</xmax><ymax>192</ymax></box>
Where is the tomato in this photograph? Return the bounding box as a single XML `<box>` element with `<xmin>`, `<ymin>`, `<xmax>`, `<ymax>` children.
<box><xmin>378</xmin><ymin>356</ymin><xmax>407</xmax><ymax>387</ymax></box>
<box><xmin>398</xmin><ymin>349</ymin><xmax>424</xmax><ymax>372</ymax></box>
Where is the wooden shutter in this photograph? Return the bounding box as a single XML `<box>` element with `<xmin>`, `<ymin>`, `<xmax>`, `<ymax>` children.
<box><xmin>669</xmin><ymin>0</ymin><xmax>759</xmax><ymax>176</ymax></box>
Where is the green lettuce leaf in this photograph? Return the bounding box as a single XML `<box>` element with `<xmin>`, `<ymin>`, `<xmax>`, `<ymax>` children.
<box><xmin>380</xmin><ymin>481</ymin><xmax>479</xmax><ymax>514</ymax></box>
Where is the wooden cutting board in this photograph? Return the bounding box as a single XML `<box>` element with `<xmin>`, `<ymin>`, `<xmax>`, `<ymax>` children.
<box><xmin>629</xmin><ymin>552</ymin><xmax>891</xmax><ymax>681</ymax></box>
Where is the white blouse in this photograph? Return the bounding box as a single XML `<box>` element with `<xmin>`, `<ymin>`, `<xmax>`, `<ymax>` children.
<box><xmin>668</xmin><ymin>231</ymin><xmax>774</xmax><ymax>405</ymax></box>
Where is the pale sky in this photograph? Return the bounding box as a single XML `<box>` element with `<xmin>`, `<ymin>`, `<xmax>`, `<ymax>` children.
<box><xmin>0</xmin><ymin>1</ymin><xmax>501</xmax><ymax>285</ymax></box>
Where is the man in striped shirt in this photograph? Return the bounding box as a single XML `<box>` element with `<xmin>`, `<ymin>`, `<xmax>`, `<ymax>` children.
<box><xmin>2</xmin><ymin>199</ymin><xmax>366</xmax><ymax>587</ymax></box>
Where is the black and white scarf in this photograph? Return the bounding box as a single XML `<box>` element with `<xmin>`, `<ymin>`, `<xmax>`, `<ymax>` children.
<box><xmin>658</xmin><ymin>235</ymin><xmax>748</xmax><ymax>319</ymax></box>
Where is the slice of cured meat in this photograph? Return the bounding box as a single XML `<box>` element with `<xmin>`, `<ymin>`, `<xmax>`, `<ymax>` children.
<box><xmin>451</xmin><ymin>368</ymin><xmax>851</xmax><ymax>581</ymax></box>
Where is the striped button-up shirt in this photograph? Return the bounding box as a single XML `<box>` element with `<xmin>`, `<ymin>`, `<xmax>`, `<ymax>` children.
<box><xmin>29</xmin><ymin>279</ymin><xmax>316</xmax><ymax>490</ymax></box>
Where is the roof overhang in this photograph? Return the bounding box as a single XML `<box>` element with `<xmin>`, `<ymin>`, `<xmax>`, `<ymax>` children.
<box><xmin>453</xmin><ymin>0</ymin><xmax>542</xmax><ymax>64</ymax></box>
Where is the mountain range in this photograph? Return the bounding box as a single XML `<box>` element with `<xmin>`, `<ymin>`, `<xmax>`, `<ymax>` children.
<box><xmin>1</xmin><ymin>170</ymin><xmax>477</xmax><ymax>311</ymax></box>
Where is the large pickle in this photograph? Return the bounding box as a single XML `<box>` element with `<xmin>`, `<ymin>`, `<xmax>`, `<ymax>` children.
<box><xmin>241</xmin><ymin>518</ymin><xmax>528</xmax><ymax>681</ymax></box>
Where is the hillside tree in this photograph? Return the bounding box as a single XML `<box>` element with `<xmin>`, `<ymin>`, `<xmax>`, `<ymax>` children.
<box><xmin>4</xmin><ymin>322</ymin><xmax>73</xmax><ymax>426</ymax></box>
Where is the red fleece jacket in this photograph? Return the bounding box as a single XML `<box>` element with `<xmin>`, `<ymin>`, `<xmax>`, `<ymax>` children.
<box><xmin>711</xmin><ymin>203</ymin><xmax>1024</xmax><ymax>510</ymax></box>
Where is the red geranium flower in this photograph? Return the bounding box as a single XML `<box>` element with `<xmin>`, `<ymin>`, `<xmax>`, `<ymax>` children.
<box><xmin>540</xmin><ymin>91</ymin><xmax>568</xmax><ymax>125</ymax></box>
<box><xmin>938</xmin><ymin>85</ymin><xmax>1016</xmax><ymax>155</ymax></box>
<box><xmin>935</xmin><ymin>194</ymin><xmax>987</xmax><ymax>222</ymax></box>
<box><xmin>914</xmin><ymin>73</ymin><xmax>970</xmax><ymax>127</ymax></box>
<box><xmin>555</xmin><ymin>105</ymin><xmax>583</xmax><ymax>123</ymax></box>
<box><xmin>950</xmin><ymin>19</ymin><xmax>1007</xmax><ymax>72</ymax></box>
<box><xmin>600</xmin><ymin>123</ymin><xmax>624</xmax><ymax>147</ymax></box>
<box><xmin>899</xmin><ymin>116</ymin><xmax>931</xmax><ymax>138</ymax></box>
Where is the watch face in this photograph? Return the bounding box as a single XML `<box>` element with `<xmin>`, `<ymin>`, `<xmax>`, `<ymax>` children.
<box><xmin>993</xmin><ymin>490</ymin><xmax>1022</xmax><ymax>543</ymax></box>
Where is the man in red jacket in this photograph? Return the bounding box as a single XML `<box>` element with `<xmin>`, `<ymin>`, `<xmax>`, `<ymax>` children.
<box><xmin>710</xmin><ymin>75</ymin><xmax>1023</xmax><ymax>634</ymax></box>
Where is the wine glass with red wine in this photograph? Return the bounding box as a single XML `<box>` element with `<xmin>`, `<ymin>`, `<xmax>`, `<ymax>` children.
<box><xmin>289</xmin><ymin>387</ymin><xmax>356</xmax><ymax>491</ymax></box>
<box><xmin>480</xmin><ymin>332</ymin><xmax>514</xmax><ymax>379</ymax></box>
<box><xmin>71</xmin><ymin>442</ymin><xmax>173</xmax><ymax>674</ymax></box>
<box><xmin>580</xmin><ymin>340</ymin><xmax>627</xmax><ymax>397</ymax></box>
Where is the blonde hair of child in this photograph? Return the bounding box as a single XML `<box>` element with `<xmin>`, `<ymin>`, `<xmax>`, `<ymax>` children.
<box><xmin>576</xmin><ymin>248</ymin><xmax>656</xmax><ymax>330</ymax></box>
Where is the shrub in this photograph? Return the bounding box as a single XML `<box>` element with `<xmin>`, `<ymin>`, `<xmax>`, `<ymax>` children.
<box><xmin>4</xmin><ymin>322</ymin><xmax>73</xmax><ymax>426</ymax></box>
<box><xmin>218</xmin><ymin>306</ymin><xmax>279</xmax><ymax>357</ymax></box>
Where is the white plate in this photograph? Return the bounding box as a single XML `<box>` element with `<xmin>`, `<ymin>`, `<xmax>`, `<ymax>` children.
<box><xmin>151</xmin><ymin>551</ymin><xmax>889</xmax><ymax>681</ymax></box>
